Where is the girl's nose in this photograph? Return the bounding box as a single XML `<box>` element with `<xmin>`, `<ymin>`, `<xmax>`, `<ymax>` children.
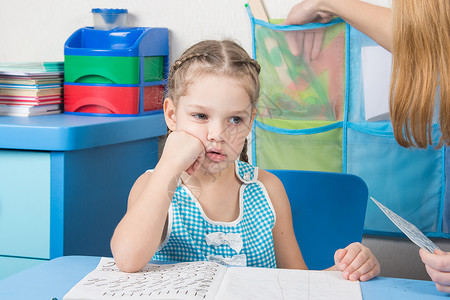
<box><xmin>207</xmin><ymin>122</ymin><xmax>226</xmax><ymax>142</ymax></box>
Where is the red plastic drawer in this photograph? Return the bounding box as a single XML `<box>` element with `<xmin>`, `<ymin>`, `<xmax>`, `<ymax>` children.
<box><xmin>64</xmin><ymin>84</ymin><xmax>139</xmax><ymax>114</ymax></box>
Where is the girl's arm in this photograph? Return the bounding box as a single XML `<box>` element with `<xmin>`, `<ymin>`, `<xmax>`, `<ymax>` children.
<box><xmin>110</xmin><ymin>163</ymin><xmax>177</xmax><ymax>273</ymax></box>
<box><xmin>110</xmin><ymin>131</ymin><xmax>205</xmax><ymax>272</ymax></box>
<box><xmin>284</xmin><ymin>0</ymin><xmax>392</xmax><ymax>51</ymax></box>
<box><xmin>258</xmin><ymin>170</ymin><xmax>308</xmax><ymax>269</ymax></box>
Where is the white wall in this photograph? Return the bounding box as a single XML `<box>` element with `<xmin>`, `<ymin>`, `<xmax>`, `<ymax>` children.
<box><xmin>0</xmin><ymin>0</ymin><xmax>390</xmax><ymax>63</ymax></box>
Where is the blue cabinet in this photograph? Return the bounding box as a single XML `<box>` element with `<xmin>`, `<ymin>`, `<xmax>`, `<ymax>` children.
<box><xmin>0</xmin><ymin>151</ymin><xmax>51</xmax><ymax>259</ymax></box>
<box><xmin>0</xmin><ymin>113</ymin><xmax>166</xmax><ymax>279</ymax></box>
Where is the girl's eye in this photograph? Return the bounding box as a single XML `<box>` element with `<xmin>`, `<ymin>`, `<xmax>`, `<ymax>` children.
<box><xmin>193</xmin><ymin>113</ymin><xmax>207</xmax><ymax>120</ymax></box>
<box><xmin>229</xmin><ymin>116</ymin><xmax>243</xmax><ymax>125</ymax></box>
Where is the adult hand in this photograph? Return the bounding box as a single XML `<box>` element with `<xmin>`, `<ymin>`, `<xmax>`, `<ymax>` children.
<box><xmin>420</xmin><ymin>248</ymin><xmax>450</xmax><ymax>293</ymax></box>
<box><xmin>334</xmin><ymin>242</ymin><xmax>380</xmax><ymax>281</ymax></box>
<box><xmin>283</xmin><ymin>29</ymin><xmax>325</xmax><ymax>63</ymax></box>
<box><xmin>283</xmin><ymin>0</ymin><xmax>334</xmax><ymax>26</ymax></box>
<box><xmin>282</xmin><ymin>0</ymin><xmax>332</xmax><ymax>62</ymax></box>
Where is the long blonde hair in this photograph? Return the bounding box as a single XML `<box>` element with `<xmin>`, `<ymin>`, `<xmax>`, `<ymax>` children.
<box><xmin>390</xmin><ymin>0</ymin><xmax>450</xmax><ymax>148</ymax></box>
<box><xmin>166</xmin><ymin>40</ymin><xmax>261</xmax><ymax>162</ymax></box>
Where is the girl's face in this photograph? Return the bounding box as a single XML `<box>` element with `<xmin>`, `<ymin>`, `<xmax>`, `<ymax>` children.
<box><xmin>166</xmin><ymin>75</ymin><xmax>256</xmax><ymax>174</ymax></box>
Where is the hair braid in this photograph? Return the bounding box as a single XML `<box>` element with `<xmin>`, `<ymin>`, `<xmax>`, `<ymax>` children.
<box><xmin>239</xmin><ymin>138</ymin><xmax>249</xmax><ymax>163</ymax></box>
<box><xmin>241</xmin><ymin>59</ymin><xmax>261</xmax><ymax>74</ymax></box>
<box><xmin>169</xmin><ymin>53</ymin><xmax>210</xmax><ymax>75</ymax></box>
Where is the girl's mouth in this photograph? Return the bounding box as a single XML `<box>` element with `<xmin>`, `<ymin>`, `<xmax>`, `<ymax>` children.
<box><xmin>206</xmin><ymin>150</ymin><xmax>227</xmax><ymax>162</ymax></box>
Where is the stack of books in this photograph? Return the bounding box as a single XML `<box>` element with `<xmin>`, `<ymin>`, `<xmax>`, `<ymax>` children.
<box><xmin>0</xmin><ymin>62</ymin><xmax>64</xmax><ymax>116</ymax></box>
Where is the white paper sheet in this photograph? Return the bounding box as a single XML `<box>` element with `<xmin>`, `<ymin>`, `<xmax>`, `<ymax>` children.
<box><xmin>64</xmin><ymin>258</ymin><xmax>362</xmax><ymax>300</ymax></box>
<box><xmin>215</xmin><ymin>267</ymin><xmax>362</xmax><ymax>300</ymax></box>
<box><xmin>63</xmin><ymin>258</ymin><xmax>227</xmax><ymax>299</ymax></box>
<box><xmin>361</xmin><ymin>45</ymin><xmax>392</xmax><ymax>121</ymax></box>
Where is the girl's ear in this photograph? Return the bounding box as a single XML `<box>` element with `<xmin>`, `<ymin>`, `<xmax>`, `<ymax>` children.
<box><xmin>164</xmin><ymin>98</ymin><xmax>177</xmax><ymax>131</ymax></box>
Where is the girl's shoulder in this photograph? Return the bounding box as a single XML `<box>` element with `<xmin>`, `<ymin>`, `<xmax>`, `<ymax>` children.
<box><xmin>257</xmin><ymin>169</ymin><xmax>285</xmax><ymax>196</ymax></box>
<box><xmin>257</xmin><ymin>169</ymin><xmax>292</xmax><ymax>220</ymax></box>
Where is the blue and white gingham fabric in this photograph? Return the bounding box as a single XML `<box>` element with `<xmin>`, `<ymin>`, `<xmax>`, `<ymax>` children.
<box><xmin>152</xmin><ymin>160</ymin><xmax>277</xmax><ymax>268</ymax></box>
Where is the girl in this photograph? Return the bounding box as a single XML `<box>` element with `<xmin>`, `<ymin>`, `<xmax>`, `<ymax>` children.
<box><xmin>110</xmin><ymin>39</ymin><xmax>380</xmax><ymax>282</ymax></box>
<box><xmin>284</xmin><ymin>0</ymin><xmax>450</xmax><ymax>292</ymax></box>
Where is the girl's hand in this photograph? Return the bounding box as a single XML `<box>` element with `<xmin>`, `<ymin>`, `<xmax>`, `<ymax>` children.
<box><xmin>420</xmin><ymin>248</ymin><xmax>450</xmax><ymax>293</ymax></box>
<box><xmin>334</xmin><ymin>242</ymin><xmax>380</xmax><ymax>281</ymax></box>
<box><xmin>161</xmin><ymin>131</ymin><xmax>205</xmax><ymax>175</ymax></box>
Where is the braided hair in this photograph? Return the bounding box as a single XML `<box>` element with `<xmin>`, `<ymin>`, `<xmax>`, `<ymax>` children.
<box><xmin>167</xmin><ymin>40</ymin><xmax>260</xmax><ymax>163</ymax></box>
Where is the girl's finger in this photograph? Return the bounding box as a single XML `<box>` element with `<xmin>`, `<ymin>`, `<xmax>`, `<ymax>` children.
<box><xmin>334</xmin><ymin>248</ymin><xmax>347</xmax><ymax>267</ymax></box>
<box><xmin>359</xmin><ymin>263</ymin><xmax>381</xmax><ymax>282</ymax></box>
<box><xmin>339</xmin><ymin>246</ymin><xmax>362</xmax><ymax>272</ymax></box>
<box><xmin>347</xmin><ymin>256</ymin><xmax>379</xmax><ymax>281</ymax></box>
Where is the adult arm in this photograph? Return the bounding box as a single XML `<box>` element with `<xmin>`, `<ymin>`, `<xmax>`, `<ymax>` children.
<box><xmin>284</xmin><ymin>0</ymin><xmax>392</xmax><ymax>51</ymax></box>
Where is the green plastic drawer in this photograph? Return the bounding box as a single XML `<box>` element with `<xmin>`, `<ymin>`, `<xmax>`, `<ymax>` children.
<box><xmin>143</xmin><ymin>56</ymin><xmax>165</xmax><ymax>82</ymax></box>
<box><xmin>64</xmin><ymin>55</ymin><xmax>164</xmax><ymax>84</ymax></box>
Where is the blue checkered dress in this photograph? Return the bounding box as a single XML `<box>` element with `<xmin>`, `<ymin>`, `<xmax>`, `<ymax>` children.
<box><xmin>152</xmin><ymin>160</ymin><xmax>277</xmax><ymax>268</ymax></box>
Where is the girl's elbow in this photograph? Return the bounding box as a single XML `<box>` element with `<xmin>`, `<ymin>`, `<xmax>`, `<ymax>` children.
<box><xmin>112</xmin><ymin>250</ymin><xmax>147</xmax><ymax>273</ymax></box>
<box><xmin>111</xmin><ymin>244</ymin><xmax>147</xmax><ymax>273</ymax></box>
<box><xmin>115</xmin><ymin>259</ymin><xmax>145</xmax><ymax>273</ymax></box>
<box><xmin>110</xmin><ymin>234</ymin><xmax>159</xmax><ymax>273</ymax></box>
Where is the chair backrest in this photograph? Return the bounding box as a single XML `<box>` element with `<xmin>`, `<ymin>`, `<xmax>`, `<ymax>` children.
<box><xmin>267</xmin><ymin>169</ymin><xmax>368</xmax><ymax>270</ymax></box>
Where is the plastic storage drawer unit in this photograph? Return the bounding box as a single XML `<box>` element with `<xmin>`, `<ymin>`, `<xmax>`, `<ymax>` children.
<box><xmin>64</xmin><ymin>26</ymin><xmax>168</xmax><ymax>116</ymax></box>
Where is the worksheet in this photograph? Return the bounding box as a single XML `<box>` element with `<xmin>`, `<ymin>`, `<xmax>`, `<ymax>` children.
<box><xmin>63</xmin><ymin>257</ymin><xmax>362</xmax><ymax>300</ymax></box>
<box><xmin>64</xmin><ymin>258</ymin><xmax>226</xmax><ymax>299</ymax></box>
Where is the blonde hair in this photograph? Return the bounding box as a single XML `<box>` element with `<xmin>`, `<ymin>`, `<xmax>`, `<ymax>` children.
<box><xmin>167</xmin><ymin>40</ymin><xmax>261</xmax><ymax>162</ymax></box>
<box><xmin>390</xmin><ymin>0</ymin><xmax>450</xmax><ymax>148</ymax></box>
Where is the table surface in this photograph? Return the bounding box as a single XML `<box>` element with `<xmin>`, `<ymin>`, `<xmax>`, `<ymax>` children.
<box><xmin>0</xmin><ymin>112</ymin><xmax>166</xmax><ymax>151</ymax></box>
<box><xmin>0</xmin><ymin>256</ymin><xmax>446</xmax><ymax>300</ymax></box>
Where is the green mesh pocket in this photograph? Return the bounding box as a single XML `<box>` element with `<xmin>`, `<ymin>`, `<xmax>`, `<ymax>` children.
<box><xmin>255</xmin><ymin>22</ymin><xmax>346</xmax><ymax>121</ymax></box>
<box><xmin>254</xmin><ymin>119</ymin><xmax>342</xmax><ymax>172</ymax></box>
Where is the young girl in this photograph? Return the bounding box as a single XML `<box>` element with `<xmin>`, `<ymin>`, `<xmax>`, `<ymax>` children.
<box><xmin>110</xmin><ymin>39</ymin><xmax>380</xmax><ymax>282</ymax></box>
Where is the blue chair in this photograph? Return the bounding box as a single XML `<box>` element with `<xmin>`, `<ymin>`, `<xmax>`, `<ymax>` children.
<box><xmin>267</xmin><ymin>169</ymin><xmax>368</xmax><ymax>270</ymax></box>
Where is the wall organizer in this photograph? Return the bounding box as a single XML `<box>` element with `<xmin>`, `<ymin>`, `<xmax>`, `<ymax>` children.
<box><xmin>247</xmin><ymin>6</ymin><xmax>449</xmax><ymax>239</ymax></box>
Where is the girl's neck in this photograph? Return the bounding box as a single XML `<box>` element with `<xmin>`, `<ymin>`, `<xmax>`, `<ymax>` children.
<box><xmin>193</xmin><ymin>160</ymin><xmax>236</xmax><ymax>187</ymax></box>
<box><xmin>180</xmin><ymin>161</ymin><xmax>242</xmax><ymax>222</ymax></box>
<box><xmin>199</xmin><ymin>161</ymin><xmax>242</xmax><ymax>222</ymax></box>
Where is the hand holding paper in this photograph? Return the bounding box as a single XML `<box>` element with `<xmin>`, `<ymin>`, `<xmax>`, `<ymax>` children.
<box><xmin>419</xmin><ymin>248</ymin><xmax>450</xmax><ymax>293</ymax></box>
